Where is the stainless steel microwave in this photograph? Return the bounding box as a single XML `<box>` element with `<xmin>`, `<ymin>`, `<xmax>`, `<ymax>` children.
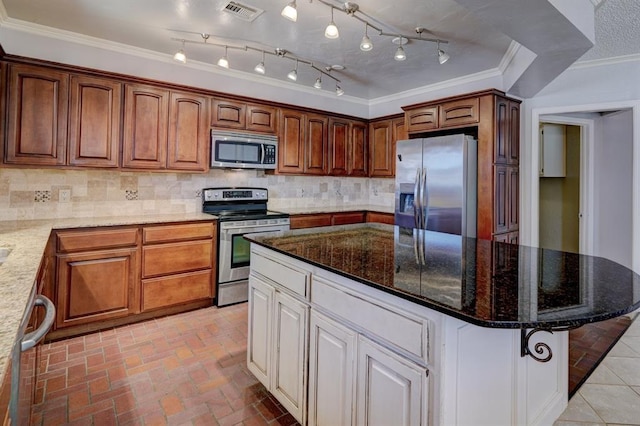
<box><xmin>211</xmin><ymin>130</ymin><xmax>278</xmax><ymax>169</ymax></box>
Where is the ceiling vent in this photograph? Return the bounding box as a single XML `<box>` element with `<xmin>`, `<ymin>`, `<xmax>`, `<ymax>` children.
<box><xmin>222</xmin><ymin>1</ymin><xmax>264</xmax><ymax>22</ymax></box>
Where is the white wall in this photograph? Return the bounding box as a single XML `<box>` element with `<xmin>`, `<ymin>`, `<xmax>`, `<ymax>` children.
<box><xmin>594</xmin><ymin>110</ymin><xmax>633</xmax><ymax>268</ymax></box>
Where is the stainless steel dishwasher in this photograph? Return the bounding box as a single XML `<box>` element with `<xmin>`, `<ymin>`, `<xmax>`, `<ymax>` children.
<box><xmin>9</xmin><ymin>290</ymin><xmax>55</xmax><ymax>424</ymax></box>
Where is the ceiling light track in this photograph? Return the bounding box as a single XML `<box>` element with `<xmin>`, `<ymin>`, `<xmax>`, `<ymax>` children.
<box><xmin>170</xmin><ymin>34</ymin><xmax>342</xmax><ymax>94</ymax></box>
<box><xmin>282</xmin><ymin>1</ymin><xmax>450</xmax><ymax>61</ymax></box>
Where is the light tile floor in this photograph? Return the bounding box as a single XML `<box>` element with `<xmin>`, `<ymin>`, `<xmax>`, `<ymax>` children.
<box><xmin>555</xmin><ymin>314</ymin><xmax>640</xmax><ymax>426</ymax></box>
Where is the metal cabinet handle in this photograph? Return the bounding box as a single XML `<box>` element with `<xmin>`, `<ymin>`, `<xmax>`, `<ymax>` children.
<box><xmin>21</xmin><ymin>295</ymin><xmax>55</xmax><ymax>352</ymax></box>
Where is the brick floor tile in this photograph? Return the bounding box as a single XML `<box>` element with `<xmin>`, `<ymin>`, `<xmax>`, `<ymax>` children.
<box><xmin>160</xmin><ymin>395</ymin><xmax>184</xmax><ymax>417</ymax></box>
<box><xmin>216</xmin><ymin>405</ymin><xmax>259</xmax><ymax>426</ymax></box>
<box><xmin>68</xmin><ymin>389</ymin><xmax>90</xmax><ymax>412</ymax></box>
<box><xmin>68</xmin><ymin>398</ymin><xmax>113</xmax><ymax>421</ymax></box>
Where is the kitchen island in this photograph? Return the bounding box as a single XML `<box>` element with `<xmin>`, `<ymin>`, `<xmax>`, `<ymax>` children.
<box><xmin>244</xmin><ymin>223</ymin><xmax>640</xmax><ymax>426</ymax></box>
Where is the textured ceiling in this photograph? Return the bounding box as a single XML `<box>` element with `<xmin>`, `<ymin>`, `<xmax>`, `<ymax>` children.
<box><xmin>0</xmin><ymin>0</ymin><xmax>638</xmax><ymax>100</ymax></box>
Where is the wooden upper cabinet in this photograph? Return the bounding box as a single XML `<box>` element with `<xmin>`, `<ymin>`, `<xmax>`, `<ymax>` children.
<box><xmin>5</xmin><ymin>64</ymin><xmax>69</xmax><ymax>165</ymax></box>
<box><xmin>349</xmin><ymin>121</ymin><xmax>368</xmax><ymax>176</ymax></box>
<box><xmin>508</xmin><ymin>100</ymin><xmax>520</xmax><ymax>165</ymax></box>
<box><xmin>68</xmin><ymin>75</ymin><xmax>122</xmax><ymax>168</ymax></box>
<box><xmin>369</xmin><ymin>117</ymin><xmax>404</xmax><ymax>177</ymax></box>
<box><xmin>438</xmin><ymin>97</ymin><xmax>479</xmax><ymax>128</ymax></box>
<box><xmin>167</xmin><ymin>91</ymin><xmax>209</xmax><ymax>171</ymax></box>
<box><xmin>404</xmin><ymin>106</ymin><xmax>437</xmax><ymax>134</ymax></box>
<box><xmin>278</xmin><ymin>108</ymin><xmax>305</xmax><ymax>173</ymax></box>
<box><xmin>246</xmin><ymin>104</ymin><xmax>278</xmax><ymax>133</ymax></box>
<box><xmin>305</xmin><ymin>113</ymin><xmax>328</xmax><ymax>175</ymax></box>
<box><xmin>212</xmin><ymin>98</ymin><xmax>278</xmax><ymax>133</ymax></box>
<box><xmin>328</xmin><ymin>118</ymin><xmax>349</xmax><ymax>176</ymax></box>
<box><xmin>211</xmin><ymin>98</ymin><xmax>246</xmax><ymax>129</ymax></box>
<box><xmin>123</xmin><ymin>84</ymin><xmax>169</xmax><ymax>169</ymax></box>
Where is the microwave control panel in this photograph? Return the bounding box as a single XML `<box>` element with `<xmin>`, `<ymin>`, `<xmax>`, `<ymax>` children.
<box><xmin>264</xmin><ymin>145</ymin><xmax>276</xmax><ymax>164</ymax></box>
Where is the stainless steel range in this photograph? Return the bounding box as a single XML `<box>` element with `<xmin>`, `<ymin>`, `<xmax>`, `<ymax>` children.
<box><xmin>202</xmin><ymin>187</ymin><xmax>290</xmax><ymax>306</ymax></box>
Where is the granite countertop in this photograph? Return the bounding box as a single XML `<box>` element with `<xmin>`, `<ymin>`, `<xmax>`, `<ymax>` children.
<box><xmin>245</xmin><ymin>224</ymin><xmax>640</xmax><ymax>329</ymax></box>
<box><xmin>0</xmin><ymin>212</ymin><xmax>216</xmax><ymax>384</ymax></box>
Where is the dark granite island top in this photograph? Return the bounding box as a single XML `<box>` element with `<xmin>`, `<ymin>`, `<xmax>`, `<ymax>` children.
<box><xmin>245</xmin><ymin>223</ymin><xmax>640</xmax><ymax>330</ymax></box>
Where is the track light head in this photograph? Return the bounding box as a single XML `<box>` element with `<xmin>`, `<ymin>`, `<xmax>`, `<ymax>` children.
<box><xmin>360</xmin><ymin>24</ymin><xmax>373</xmax><ymax>51</ymax></box>
<box><xmin>394</xmin><ymin>46</ymin><xmax>406</xmax><ymax>61</ymax></box>
<box><xmin>217</xmin><ymin>46</ymin><xmax>229</xmax><ymax>68</ymax></box>
<box><xmin>314</xmin><ymin>77</ymin><xmax>322</xmax><ymax>89</ymax></box>
<box><xmin>254</xmin><ymin>51</ymin><xmax>266</xmax><ymax>74</ymax></box>
<box><xmin>438</xmin><ymin>49</ymin><xmax>450</xmax><ymax>64</ymax></box>
<box><xmin>173</xmin><ymin>49</ymin><xmax>186</xmax><ymax>63</ymax></box>
<box><xmin>325</xmin><ymin>8</ymin><xmax>339</xmax><ymax>39</ymax></box>
<box><xmin>281</xmin><ymin>1</ymin><xmax>297</xmax><ymax>22</ymax></box>
<box><xmin>287</xmin><ymin>59</ymin><xmax>298</xmax><ymax>81</ymax></box>
<box><xmin>335</xmin><ymin>85</ymin><xmax>344</xmax><ymax>96</ymax></box>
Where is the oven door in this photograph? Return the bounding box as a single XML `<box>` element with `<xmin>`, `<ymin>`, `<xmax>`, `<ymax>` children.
<box><xmin>218</xmin><ymin>221</ymin><xmax>289</xmax><ymax>304</ymax></box>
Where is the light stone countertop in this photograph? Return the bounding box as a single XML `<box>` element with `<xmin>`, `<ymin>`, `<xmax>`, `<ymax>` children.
<box><xmin>0</xmin><ymin>212</ymin><xmax>216</xmax><ymax>384</ymax></box>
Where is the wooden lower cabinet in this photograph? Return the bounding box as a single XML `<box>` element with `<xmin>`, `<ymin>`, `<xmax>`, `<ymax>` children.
<box><xmin>50</xmin><ymin>221</ymin><xmax>216</xmax><ymax>339</ymax></box>
<box><xmin>290</xmin><ymin>211</ymin><xmax>366</xmax><ymax>229</ymax></box>
<box><xmin>56</xmin><ymin>247</ymin><xmax>139</xmax><ymax>328</ymax></box>
<box><xmin>365</xmin><ymin>211</ymin><xmax>394</xmax><ymax>225</ymax></box>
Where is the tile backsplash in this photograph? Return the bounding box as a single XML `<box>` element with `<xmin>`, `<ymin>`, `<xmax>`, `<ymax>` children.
<box><xmin>0</xmin><ymin>168</ymin><xmax>395</xmax><ymax>220</ymax></box>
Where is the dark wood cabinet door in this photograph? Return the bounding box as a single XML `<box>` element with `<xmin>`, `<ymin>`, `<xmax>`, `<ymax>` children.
<box><xmin>494</xmin><ymin>97</ymin><xmax>509</xmax><ymax>164</ymax></box>
<box><xmin>438</xmin><ymin>98</ymin><xmax>479</xmax><ymax>128</ymax></box>
<box><xmin>305</xmin><ymin>113</ymin><xmax>328</xmax><ymax>175</ymax></box>
<box><xmin>167</xmin><ymin>91</ymin><xmax>209</xmax><ymax>171</ymax></box>
<box><xmin>405</xmin><ymin>106</ymin><xmax>438</xmax><ymax>134</ymax></box>
<box><xmin>68</xmin><ymin>75</ymin><xmax>121</xmax><ymax>167</ymax></box>
<box><xmin>246</xmin><ymin>104</ymin><xmax>278</xmax><ymax>133</ymax></box>
<box><xmin>369</xmin><ymin>120</ymin><xmax>394</xmax><ymax>177</ymax></box>
<box><xmin>365</xmin><ymin>211</ymin><xmax>395</xmax><ymax>225</ymax></box>
<box><xmin>494</xmin><ymin>165</ymin><xmax>508</xmax><ymax>235</ymax></box>
<box><xmin>278</xmin><ymin>108</ymin><xmax>305</xmax><ymax>173</ymax></box>
<box><xmin>56</xmin><ymin>248</ymin><xmax>139</xmax><ymax>328</ymax></box>
<box><xmin>508</xmin><ymin>166</ymin><xmax>519</xmax><ymax>231</ymax></box>
<box><xmin>6</xmin><ymin>64</ymin><xmax>69</xmax><ymax>165</ymax></box>
<box><xmin>211</xmin><ymin>98</ymin><xmax>246</xmax><ymax>129</ymax></box>
<box><xmin>122</xmin><ymin>84</ymin><xmax>169</xmax><ymax>169</ymax></box>
<box><xmin>290</xmin><ymin>213</ymin><xmax>332</xmax><ymax>229</ymax></box>
<box><xmin>349</xmin><ymin>121</ymin><xmax>368</xmax><ymax>176</ymax></box>
<box><xmin>508</xmin><ymin>101</ymin><xmax>520</xmax><ymax>165</ymax></box>
<box><xmin>331</xmin><ymin>211</ymin><xmax>365</xmax><ymax>225</ymax></box>
<box><xmin>329</xmin><ymin>118</ymin><xmax>349</xmax><ymax>176</ymax></box>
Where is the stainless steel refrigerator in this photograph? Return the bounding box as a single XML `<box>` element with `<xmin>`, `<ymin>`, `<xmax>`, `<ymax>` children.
<box><xmin>394</xmin><ymin>134</ymin><xmax>477</xmax><ymax>237</ymax></box>
<box><xmin>393</xmin><ymin>134</ymin><xmax>477</xmax><ymax>308</ymax></box>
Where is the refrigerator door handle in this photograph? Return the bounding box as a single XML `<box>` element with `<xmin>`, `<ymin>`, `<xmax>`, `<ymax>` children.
<box><xmin>422</xmin><ymin>167</ymin><xmax>429</xmax><ymax>230</ymax></box>
<box><xmin>414</xmin><ymin>168</ymin><xmax>421</xmax><ymax>228</ymax></box>
<box><xmin>418</xmin><ymin>229</ymin><xmax>426</xmax><ymax>266</ymax></box>
<box><xmin>413</xmin><ymin>228</ymin><xmax>420</xmax><ymax>264</ymax></box>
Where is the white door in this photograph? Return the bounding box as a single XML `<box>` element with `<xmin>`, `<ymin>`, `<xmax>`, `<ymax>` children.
<box><xmin>356</xmin><ymin>337</ymin><xmax>427</xmax><ymax>426</ymax></box>
<box><xmin>272</xmin><ymin>290</ymin><xmax>308</xmax><ymax>424</ymax></box>
<box><xmin>247</xmin><ymin>274</ymin><xmax>274</xmax><ymax>387</ymax></box>
<box><xmin>308</xmin><ymin>311</ymin><xmax>356</xmax><ymax>426</ymax></box>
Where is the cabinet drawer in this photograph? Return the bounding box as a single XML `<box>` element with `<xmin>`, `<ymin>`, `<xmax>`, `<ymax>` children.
<box><xmin>142</xmin><ymin>270</ymin><xmax>212</xmax><ymax>311</ymax></box>
<box><xmin>142</xmin><ymin>240</ymin><xmax>212</xmax><ymax>277</ymax></box>
<box><xmin>438</xmin><ymin>98</ymin><xmax>479</xmax><ymax>127</ymax></box>
<box><xmin>143</xmin><ymin>222</ymin><xmax>214</xmax><ymax>244</ymax></box>
<box><xmin>312</xmin><ymin>276</ymin><xmax>428</xmax><ymax>361</ymax></box>
<box><xmin>57</xmin><ymin>227</ymin><xmax>138</xmax><ymax>253</ymax></box>
<box><xmin>332</xmin><ymin>212</ymin><xmax>365</xmax><ymax>225</ymax></box>
<box><xmin>251</xmin><ymin>251</ymin><xmax>309</xmax><ymax>298</ymax></box>
<box><xmin>290</xmin><ymin>214</ymin><xmax>332</xmax><ymax>229</ymax></box>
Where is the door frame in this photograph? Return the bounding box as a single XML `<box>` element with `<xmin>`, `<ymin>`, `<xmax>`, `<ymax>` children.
<box><xmin>524</xmin><ymin>101</ymin><xmax>640</xmax><ymax>274</ymax></box>
<box><xmin>537</xmin><ymin>115</ymin><xmax>594</xmax><ymax>255</ymax></box>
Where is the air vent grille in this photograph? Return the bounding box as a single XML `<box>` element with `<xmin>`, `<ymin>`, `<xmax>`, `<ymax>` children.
<box><xmin>222</xmin><ymin>1</ymin><xmax>264</xmax><ymax>22</ymax></box>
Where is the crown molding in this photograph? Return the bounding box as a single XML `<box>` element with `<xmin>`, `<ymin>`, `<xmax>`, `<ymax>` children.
<box><xmin>571</xmin><ymin>52</ymin><xmax>640</xmax><ymax>70</ymax></box>
<box><xmin>498</xmin><ymin>40</ymin><xmax>523</xmax><ymax>73</ymax></box>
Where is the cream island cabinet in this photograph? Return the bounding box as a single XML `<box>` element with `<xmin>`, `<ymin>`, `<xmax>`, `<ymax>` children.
<box><xmin>245</xmin><ymin>224</ymin><xmax>640</xmax><ymax>426</ymax></box>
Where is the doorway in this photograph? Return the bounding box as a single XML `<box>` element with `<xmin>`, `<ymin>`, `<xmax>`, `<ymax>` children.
<box><xmin>538</xmin><ymin>122</ymin><xmax>581</xmax><ymax>253</ymax></box>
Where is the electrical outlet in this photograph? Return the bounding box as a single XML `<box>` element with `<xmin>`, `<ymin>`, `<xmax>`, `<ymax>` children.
<box><xmin>59</xmin><ymin>189</ymin><xmax>71</xmax><ymax>203</ymax></box>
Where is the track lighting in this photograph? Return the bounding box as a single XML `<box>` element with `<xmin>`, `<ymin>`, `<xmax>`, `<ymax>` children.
<box><xmin>437</xmin><ymin>41</ymin><xmax>450</xmax><ymax>64</ymax></box>
<box><xmin>217</xmin><ymin>46</ymin><xmax>229</xmax><ymax>68</ymax></box>
<box><xmin>325</xmin><ymin>7</ymin><xmax>339</xmax><ymax>39</ymax></box>
<box><xmin>360</xmin><ymin>24</ymin><xmax>373</xmax><ymax>52</ymax></box>
<box><xmin>314</xmin><ymin>75</ymin><xmax>322</xmax><ymax>89</ymax></box>
<box><xmin>173</xmin><ymin>40</ymin><xmax>186</xmax><ymax>63</ymax></box>
<box><xmin>394</xmin><ymin>37</ymin><xmax>407</xmax><ymax>61</ymax></box>
<box><xmin>287</xmin><ymin>59</ymin><xmax>298</xmax><ymax>81</ymax></box>
<box><xmin>335</xmin><ymin>84</ymin><xmax>344</xmax><ymax>96</ymax></box>
<box><xmin>281</xmin><ymin>0</ymin><xmax>297</xmax><ymax>22</ymax></box>
<box><xmin>254</xmin><ymin>51</ymin><xmax>266</xmax><ymax>74</ymax></box>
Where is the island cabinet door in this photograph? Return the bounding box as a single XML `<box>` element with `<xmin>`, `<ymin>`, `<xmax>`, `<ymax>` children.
<box><xmin>356</xmin><ymin>337</ymin><xmax>426</xmax><ymax>426</ymax></box>
<box><xmin>308</xmin><ymin>311</ymin><xmax>356</xmax><ymax>426</ymax></box>
<box><xmin>247</xmin><ymin>274</ymin><xmax>274</xmax><ymax>388</ymax></box>
<box><xmin>272</xmin><ymin>291</ymin><xmax>308</xmax><ymax>425</ymax></box>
